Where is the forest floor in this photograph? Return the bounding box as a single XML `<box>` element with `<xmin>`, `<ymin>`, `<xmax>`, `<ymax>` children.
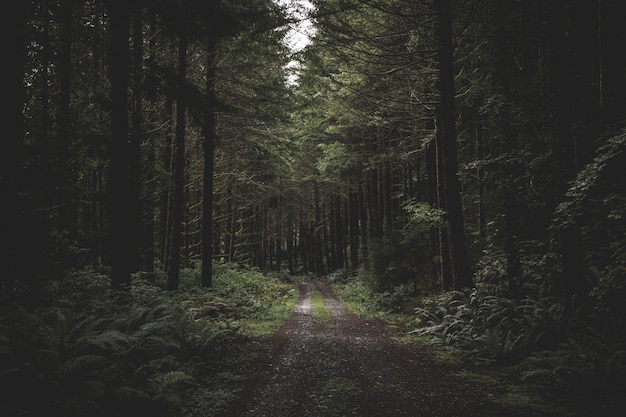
<box><xmin>224</xmin><ymin>281</ymin><xmax>574</xmax><ymax>417</ymax></box>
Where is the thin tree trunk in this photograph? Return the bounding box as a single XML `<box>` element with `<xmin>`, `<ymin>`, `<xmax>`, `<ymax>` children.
<box><xmin>167</xmin><ymin>27</ymin><xmax>188</xmax><ymax>291</ymax></box>
<box><xmin>476</xmin><ymin>124</ymin><xmax>487</xmax><ymax>251</ymax></box>
<box><xmin>110</xmin><ymin>1</ymin><xmax>132</xmax><ymax>291</ymax></box>
<box><xmin>434</xmin><ymin>0</ymin><xmax>472</xmax><ymax>290</ymax></box>
<box><xmin>225</xmin><ymin>187</ymin><xmax>234</xmax><ymax>262</ymax></box>
<box><xmin>349</xmin><ymin>189</ymin><xmax>359</xmax><ymax>269</ymax></box>
<box><xmin>129</xmin><ymin>4</ymin><xmax>143</xmax><ymax>273</ymax></box>
<box><xmin>58</xmin><ymin>0</ymin><xmax>73</xmax><ymax>238</ymax></box>
<box><xmin>201</xmin><ymin>40</ymin><xmax>217</xmax><ymax>287</ymax></box>
<box><xmin>335</xmin><ymin>193</ymin><xmax>345</xmax><ymax>269</ymax></box>
<box><xmin>287</xmin><ymin>209</ymin><xmax>295</xmax><ymax>273</ymax></box>
<box><xmin>314</xmin><ymin>180</ymin><xmax>324</xmax><ymax>275</ymax></box>
<box><xmin>143</xmin><ymin>9</ymin><xmax>156</xmax><ymax>272</ymax></box>
<box><xmin>434</xmin><ymin>130</ymin><xmax>452</xmax><ymax>290</ymax></box>
<box><xmin>358</xmin><ymin>180</ymin><xmax>369</xmax><ymax>271</ymax></box>
<box><xmin>426</xmin><ymin>140</ymin><xmax>441</xmax><ymax>286</ymax></box>
<box><xmin>493</xmin><ymin>0</ymin><xmax>521</xmax><ymax>296</ymax></box>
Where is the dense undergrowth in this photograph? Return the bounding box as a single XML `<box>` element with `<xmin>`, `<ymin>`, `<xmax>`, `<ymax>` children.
<box><xmin>330</xmin><ymin>264</ymin><xmax>626</xmax><ymax>417</ymax></box>
<box><xmin>0</xmin><ymin>264</ymin><xmax>296</xmax><ymax>417</ymax></box>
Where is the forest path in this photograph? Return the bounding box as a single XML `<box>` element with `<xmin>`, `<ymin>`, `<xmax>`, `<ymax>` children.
<box><xmin>229</xmin><ymin>282</ymin><xmax>528</xmax><ymax>417</ymax></box>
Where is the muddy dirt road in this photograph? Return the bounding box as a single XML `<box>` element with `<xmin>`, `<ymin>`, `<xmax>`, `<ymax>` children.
<box><xmin>230</xmin><ymin>282</ymin><xmax>543</xmax><ymax>417</ymax></box>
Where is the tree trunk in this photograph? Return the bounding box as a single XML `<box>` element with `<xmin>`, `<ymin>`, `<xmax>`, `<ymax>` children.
<box><xmin>129</xmin><ymin>4</ymin><xmax>143</xmax><ymax>273</ymax></box>
<box><xmin>434</xmin><ymin>131</ymin><xmax>452</xmax><ymax>290</ymax></box>
<box><xmin>434</xmin><ymin>0</ymin><xmax>473</xmax><ymax>290</ymax></box>
<box><xmin>1</xmin><ymin>0</ymin><xmax>28</xmax><ymax>295</ymax></box>
<box><xmin>546</xmin><ymin>0</ymin><xmax>600</xmax><ymax>308</ymax></box>
<box><xmin>159</xmin><ymin>97</ymin><xmax>174</xmax><ymax>271</ymax></box>
<box><xmin>426</xmin><ymin>140</ymin><xmax>441</xmax><ymax>286</ymax></box>
<box><xmin>201</xmin><ymin>39</ymin><xmax>217</xmax><ymax>287</ymax></box>
<box><xmin>349</xmin><ymin>189</ymin><xmax>359</xmax><ymax>269</ymax></box>
<box><xmin>358</xmin><ymin>180</ymin><xmax>369</xmax><ymax>271</ymax></box>
<box><xmin>599</xmin><ymin>0</ymin><xmax>626</xmax><ymax>126</ymax></box>
<box><xmin>110</xmin><ymin>1</ymin><xmax>132</xmax><ymax>291</ymax></box>
<box><xmin>492</xmin><ymin>0</ymin><xmax>522</xmax><ymax>295</ymax></box>
<box><xmin>314</xmin><ymin>181</ymin><xmax>324</xmax><ymax>275</ymax></box>
<box><xmin>167</xmin><ymin>27</ymin><xmax>188</xmax><ymax>291</ymax></box>
<box><xmin>335</xmin><ymin>193</ymin><xmax>345</xmax><ymax>269</ymax></box>
<box><xmin>57</xmin><ymin>0</ymin><xmax>74</xmax><ymax>245</ymax></box>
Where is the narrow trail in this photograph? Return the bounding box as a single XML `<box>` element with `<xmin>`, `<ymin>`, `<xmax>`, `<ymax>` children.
<box><xmin>229</xmin><ymin>282</ymin><xmax>536</xmax><ymax>417</ymax></box>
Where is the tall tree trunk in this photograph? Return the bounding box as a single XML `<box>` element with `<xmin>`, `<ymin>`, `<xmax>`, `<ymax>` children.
<box><xmin>110</xmin><ymin>1</ymin><xmax>132</xmax><ymax>291</ymax></box>
<box><xmin>599</xmin><ymin>0</ymin><xmax>626</xmax><ymax>126</ymax></box>
<box><xmin>201</xmin><ymin>40</ymin><xmax>218</xmax><ymax>287</ymax></box>
<box><xmin>225</xmin><ymin>187</ymin><xmax>234</xmax><ymax>262</ymax></box>
<box><xmin>434</xmin><ymin>0</ymin><xmax>472</xmax><ymax>290</ymax></box>
<box><xmin>476</xmin><ymin>124</ymin><xmax>487</xmax><ymax>251</ymax></box>
<box><xmin>335</xmin><ymin>193</ymin><xmax>345</xmax><ymax>269</ymax></box>
<box><xmin>167</xmin><ymin>27</ymin><xmax>188</xmax><ymax>291</ymax></box>
<box><xmin>358</xmin><ymin>180</ymin><xmax>369</xmax><ymax>271</ymax></box>
<box><xmin>159</xmin><ymin>97</ymin><xmax>174</xmax><ymax>271</ymax></box>
<box><xmin>58</xmin><ymin>0</ymin><xmax>74</xmax><ymax>243</ymax></box>
<box><xmin>434</xmin><ymin>130</ymin><xmax>452</xmax><ymax>290</ymax></box>
<box><xmin>1</xmin><ymin>0</ymin><xmax>28</xmax><ymax>295</ymax></box>
<box><xmin>142</xmin><ymin>9</ymin><xmax>157</xmax><ymax>273</ymax></box>
<box><xmin>349</xmin><ymin>189</ymin><xmax>359</xmax><ymax>269</ymax></box>
<box><xmin>426</xmin><ymin>140</ymin><xmax>441</xmax><ymax>286</ymax></box>
<box><xmin>544</xmin><ymin>0</ymin><xmax>583</xmax><ymax>310</ymax></box>
<box><xmin>384</xmin><ymin>163</ymin><xmax>393</xmax><ymax>230</ymax></box>
<box><xmin>130</xmin><ymin>4</ymin><xmax>143</xmax><ymax>273</ymax></box>
<box><xmin>491</xmin><ymin>0</ymin><xmax>522</xmax><ymax>295</ymax></box>
<box><xmin>314</xmin><ymin>180</ymin><xmax>324</xmax><ymax>275</ymax></box>
<box><xmin>328</xmin><ymin>201</ymin><xmax>337</xmax><ymax>272</ymax></box>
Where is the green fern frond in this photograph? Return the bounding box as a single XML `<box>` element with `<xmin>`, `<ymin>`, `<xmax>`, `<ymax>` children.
<box><xmin>66</xmin><ymin>315</ymin><xmax>103</xmax><ymax>345</ymax></box>
<box><xmin>80</xmin><ymin>330</ymin><xmax>134</xmax><ymax>353</ymax></box>
<box><xmin>60</xmin><ymin>354</ymin><xmax>107</xmax><ymax>376</ymax></box>
<box><xmin>150</xmin><ymin>370</ymin><xmax>195</xmax><ymax>391</ymax></box>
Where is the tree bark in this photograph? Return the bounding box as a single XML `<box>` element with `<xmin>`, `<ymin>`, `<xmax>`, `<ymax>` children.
<box><xmin>110</xmin><ymin>1</ymin><xmax>132</xmax><ymax>291</ymax></box>
<box><xmin>130</xmin><ymin>4</ymin><xmax>143</xmax><ymax>273</ymax></box>
<box><xmin>58</xmin><ymin>0</ymin><xmax>74</xmax><ymax>240</ymax></box>
<box><xmin>492</xmin><ymin>0</ymin><xmax>521</xmax><ymax>295</ymax></box>
<box><xmin>167</xmin><ymin>26</ymin><xmax>188</xmax><ymax>291</ymax></box>
<box><xmin>349</xmin><ymin>189</ymin><xmax>359</xmax><ymax>269</ymax></box>
<box><xmin>1</xmin><ymin>0</ymin><xmax>28</xmax><ymax>295</ymax></box>
<box><xmin>434</xmin><ymin>0</ymin><xmax>472</xmax><ymax>290</ymax></box>
<box><xmin>201</xmin><ymin>39</ymin><xmax>217</xmax><ymax>287</ymax></box>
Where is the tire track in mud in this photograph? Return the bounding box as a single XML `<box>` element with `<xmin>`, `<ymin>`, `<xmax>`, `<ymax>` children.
<box><xmin>234</xmin><ymin>281</ymin><xmax>513</xmax><ymax>417</ymax></box>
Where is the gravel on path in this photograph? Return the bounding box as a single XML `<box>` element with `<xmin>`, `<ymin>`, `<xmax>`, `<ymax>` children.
<box><xmin>227</xmin><ymin>281</ymin><xmax>548</xmax><ymax>417</ymax></box>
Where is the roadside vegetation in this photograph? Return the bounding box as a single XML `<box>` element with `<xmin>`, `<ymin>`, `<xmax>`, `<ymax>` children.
<box><xmin>330</xmin><ymin>268</ymin><xmax>624</xmax><ymax>417</ymax></box>
<box><xmin>0</xmin><ymin>264</ymin><xmax>297</xmax><ymax>417</ymax></box>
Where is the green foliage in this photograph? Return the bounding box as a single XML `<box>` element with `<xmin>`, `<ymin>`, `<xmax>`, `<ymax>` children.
<box><xmin>0</xmin><ymin>265</ymin><xmax>297</xmax><ymax>417</ymax></box>
<box><xmin>553</xmin><ymin>131</ymin><xmax>626</xmax><ymax>230</ymax></box>
<box><xmin>366</xmin><ymin>202</ymin><xmax>442</xmax><ymax>291</ymax></box>
<box><xmin>332</xmin><ymin>271</ymin><xmax>421</xmax><ymax>320</ymax></box>
<box><xmin>316</xmin><ymin>141</ymin><xmax>363</xmax><ymax>182</ymax></box>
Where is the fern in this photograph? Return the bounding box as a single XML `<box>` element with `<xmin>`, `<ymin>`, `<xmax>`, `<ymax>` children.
<box><xmin>59</xmin><ymin>354</ymin><xmax>106</xmax><ymax>377</ymax></box>
<box><xmin>150</xmin><ymin>370</ymin><xmax>195</xmax><ymax>391</ymax></box>
<box><xmin>79</xmin><ymin>329</ymin><xmax>135</xmax><ymax>353</ymax></box>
